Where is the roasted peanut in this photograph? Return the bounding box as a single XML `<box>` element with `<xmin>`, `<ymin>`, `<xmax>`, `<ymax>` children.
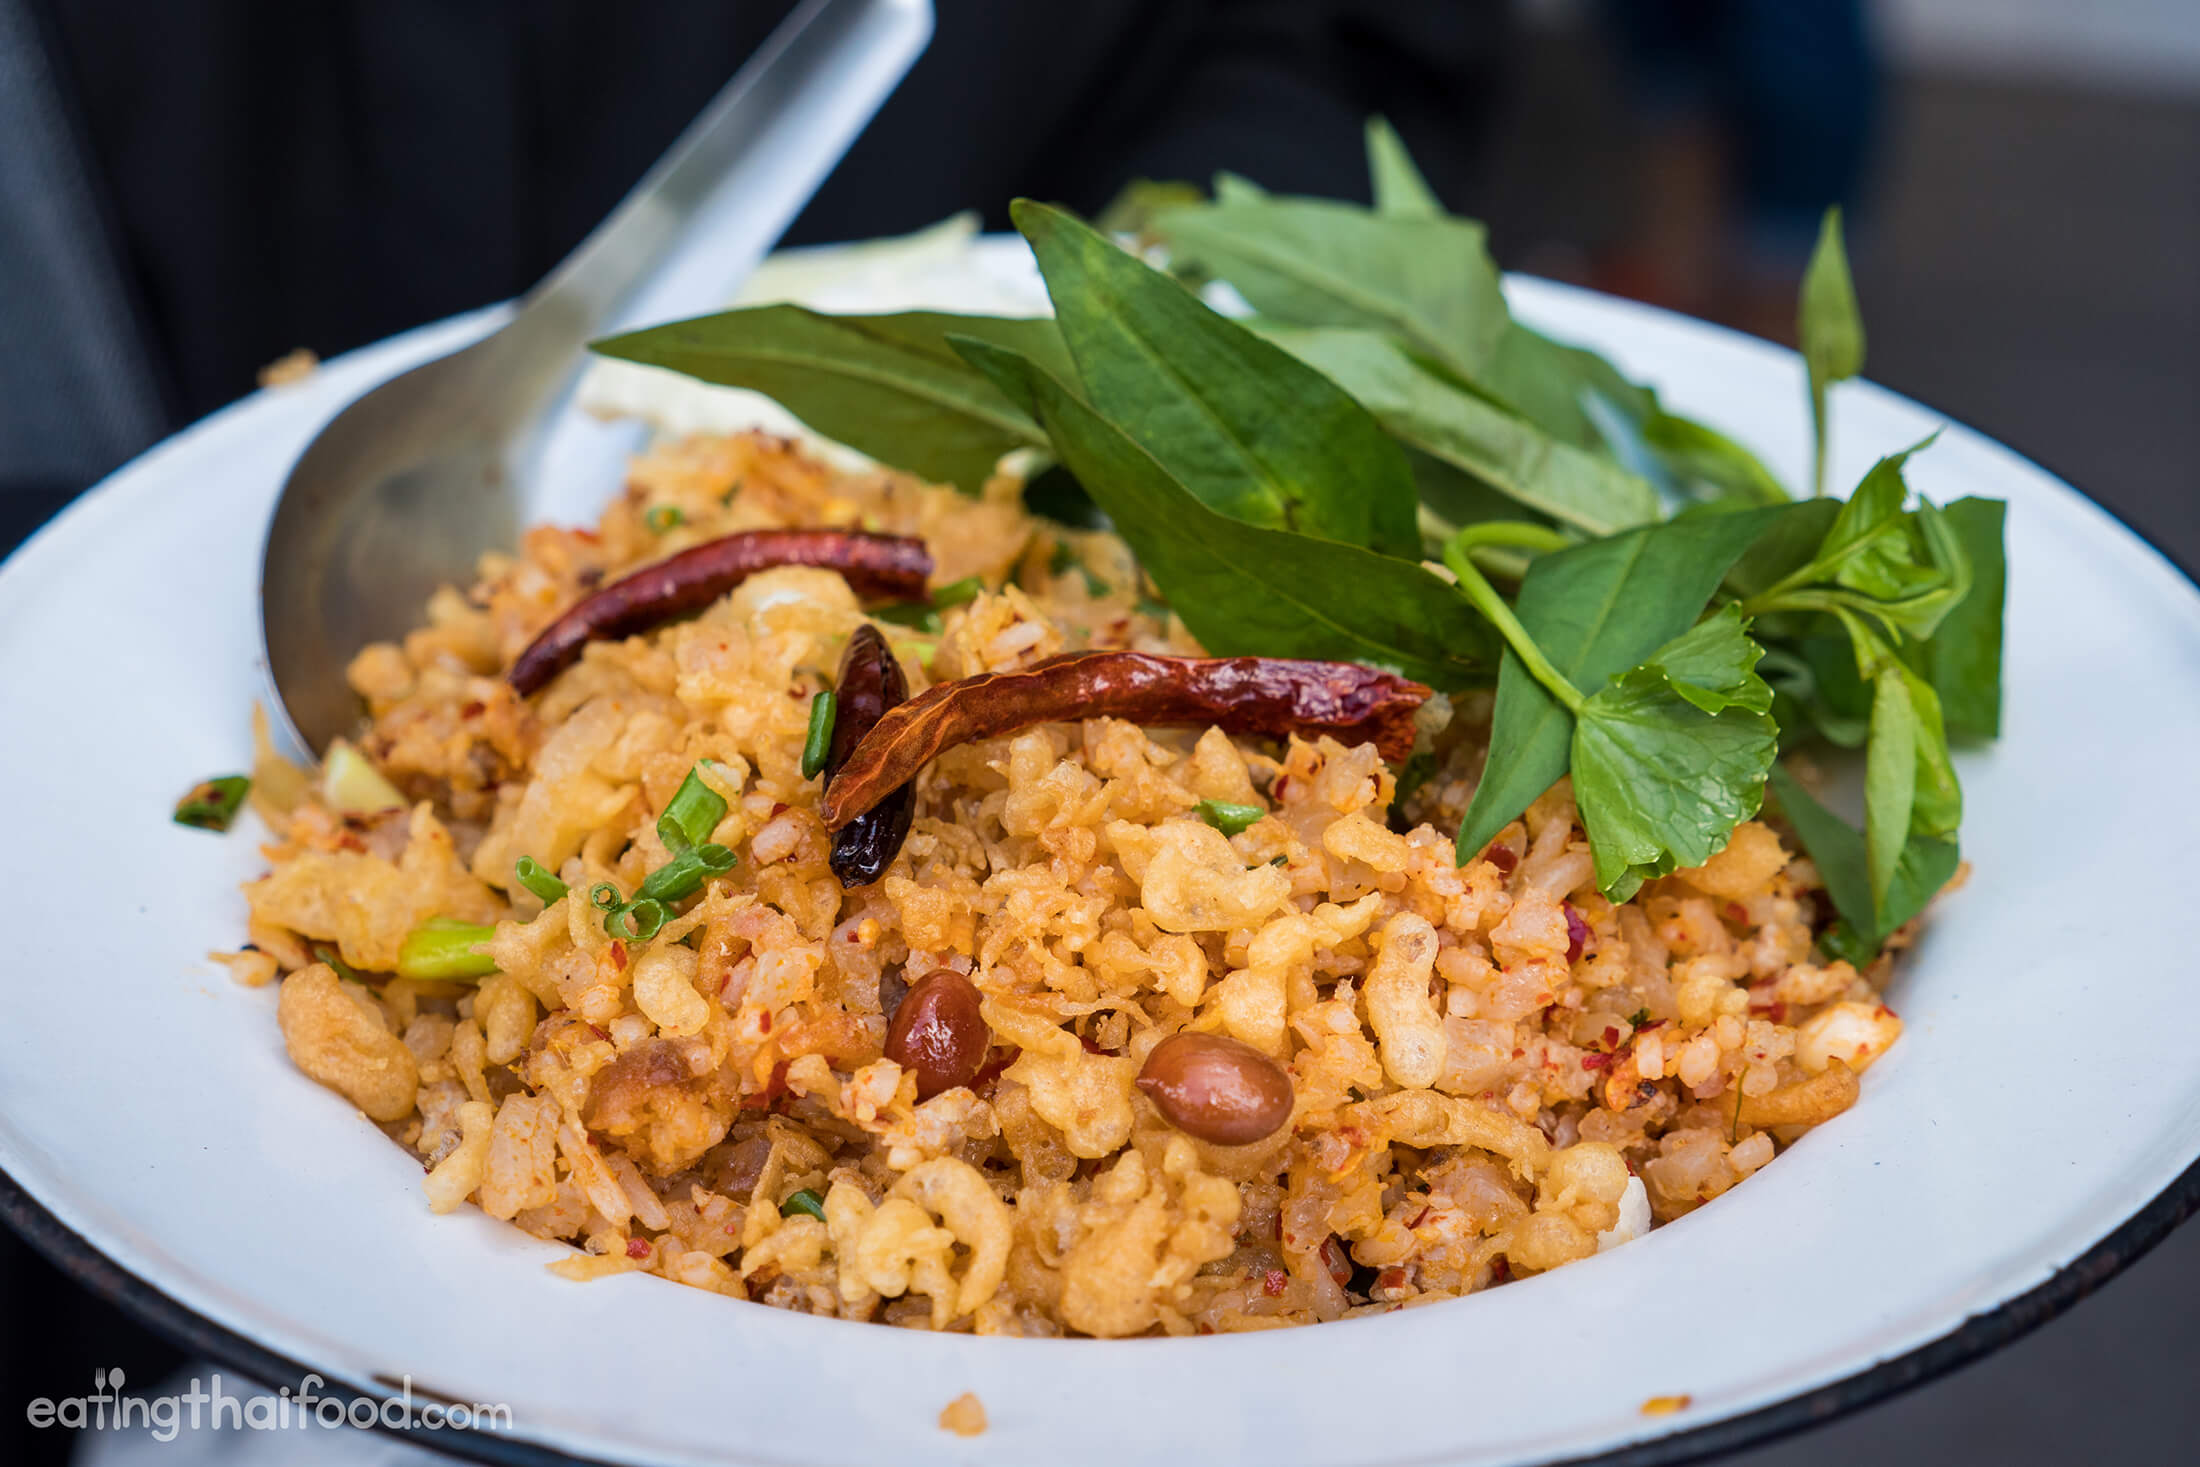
<box><xmin>1135</xmin><ymin>1032</ymin><xmax>1293</xmax><ymax>1145</ymax></box>
<box><xmin>883</xmin><ymin>969</ymin><xmax>990</xmax><ymax>1099</ymax></box>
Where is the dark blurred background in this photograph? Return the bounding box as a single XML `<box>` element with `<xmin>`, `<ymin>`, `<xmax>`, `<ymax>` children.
<box><xmin>4</xmin><ymin>0</ymin><xmax>2196</xmax><ymax>1463</ymax></box>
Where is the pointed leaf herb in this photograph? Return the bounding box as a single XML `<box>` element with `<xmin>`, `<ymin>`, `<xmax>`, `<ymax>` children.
<box><xmin>1257</xmin><ymin>326</ymin><xmax>1658</xmax><ymax>535</ymax></box>
<box><xmin>953</xmin><ymin>337</ymin><xmax>1496</xmax><ymax>689</ymax></box>
<box><xmin>1013</xmin><ymin>200</ymin><xmax>1421</xmax><ymax>557</ymax></box>
<box><xmin>1920</xmin><ymin>497</ymin><xmax>2007</xmax><ymax>739</ymax></box>
<box><xmin>591</xmin><ymin>308</ymin><xmax>1075</xmax><ymax>495</ymax></box>
<box><xmin>780</xmin><ymin>1189</ymin><xmax>828</xmax><ymax>1222</ymax></box>
<box><xmin>1799</xmin><ymin>207</ymin><xmax>1866</xmax><ymax>498</ymax></box>
<box><xmin>1768</xmin><ymin>764</ymin><xmax>1959</xmax><ymax>963</ymax></box>
<box><xmin>1365</xmin><ymin>115</ymin><xmax>1443</xmax><ymax>217</ymax></box>
<box><xmin>1155</xmin><ymin>193</ymin><xmax>1511</xmax><ymax>383</ymax></box>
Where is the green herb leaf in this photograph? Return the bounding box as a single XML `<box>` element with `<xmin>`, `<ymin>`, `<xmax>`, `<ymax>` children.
<box><xmin>1154</xmin><ymin>194</ymin><xmax>1510</xmax><ymax>383</ymax></box>
<box><xmin>1920</xmin><ymin>497</ymin><xmax>2007</xmax><ymax>739</ymax></box>
<box><xmin>1768</xmin><ymin>764</ymin><xmax>1959</xmax><ymax>961</ymax></box>
<box><xmin>801</xmin><ymin>690</ymin><xmax>837</xmax><ymax>780</ymax></box>
<box><xmin>1864</xmin><ymin>669</ymin><xmax>1920</xmax><ymax>910</ymax></box>
<box><xmin>173</xmin><ymin>774</ymin><xmax>251</xmax><ymax>832</ymax></box>
<box><xmin>1640</xmin><ymin>412</ymin><xmax>1791</xmax><ymax>507</ymax></box>
<box><xmin>514</xmin><ymin>856</ymin><xmax>569</xmax><ymax>905</ymax></box>
<box><xmin>657</xmin><ymin>762</ymin><xmax>729</xmax><ymax>854</ymax></box>
<box><xmin>1454</xmin><ymin>505</ymin><xmax>1793</xmax><ymax>861</ymax></box>
<box><xmin>396</xmin><ymin>918</ymin><xmax>498</xmax><ymax>982</ymax></box>
<box><xmin>1365</xmin><ymin>116</ymin><xmax>1443</xmax><ymax>217</ymax></box>
<box><xmin>591</xmin><ymin>308</ymin><xmax>1074</xmax><ymax>495</ymax></box>
<box><xmin>1571</xmin><ymin>608</ymin><xmax>1778</xmax><ymax>898</ymax></box>
<box><xmin>1195</xmin><ymin>798</ymin><xmax>1267</xmax><ymax>836</ymax></box>
<box><xmin>1799</xmin><ymin>207</ymin><xmax>1866</xmax><ymax>498</ymax></box>
<box><xmin>956</xmin><ymin>339</ymin><xmax>1496</xmax><ymax>689</ymax></box>
<box><xmin>1013</xmin><ymin>200</ymin><xmax>1421</xmax><ymax>557</ymax></box>
<box><xmin>1475</xmin><ymin>323</ymin><xmax>1659</xmax><ymax>452</ymax></box>
<box><xmin>1256</xmin><ymin>326</ymin><xmax>1659</xmax><ymax>536</ymax></box>
<box><xmin>780</xmin><ymin>1188</ymin><xmax>828</xmax><ymax>1222</ymax></box>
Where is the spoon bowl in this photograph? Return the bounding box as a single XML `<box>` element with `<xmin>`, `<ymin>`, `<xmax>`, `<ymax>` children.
<box><xmin>258</xmin><ymin>0</ymin><xmax>933</xmax><ymax>752</ymax></box>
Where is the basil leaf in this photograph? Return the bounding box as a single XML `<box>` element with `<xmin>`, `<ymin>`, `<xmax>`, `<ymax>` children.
<box><xmin>1454</xmin><ymin>503</ymin><xmax>1792</xmax><ymax>861</ymax></box>
<box><xmin>1904</xmin><ymin>666</ymin><xmax>1962</xmax><ymax>837</ymax></box>
<box><xmin>1653</xmin><ymin>604</ymin><xmax>1777</xmax><ymax>715</ymax></box>
<box><xmin>1014</xmin><ymin>201</ymin><xmax>1420</xmax><ymax>557</ymax></box>
<box><xmin>1475</xmin><ymin>322</ymin><xmax>1660</xmax><ymax>451</ymax></box>
<box><xmin>591</xmin><ymin>308</ymin><xmax>1072</xmax><ymax>495</ymax></box>
<box><xmin>1864</xmin><ymin>670</ymin><xmax>1920</xmax><ymax>910</ymax></box>
<box><xmin>1155</xmin><ymin>195</ymin><xmax>1510</xmax><ymax>382</ymax></box>
<box><xmin>1572</xmin><ymin>608</ymin><xmax>1777</xmax><ymax>899</ymax></box>
<box><xmin>1257</xmin><ymin>326</ymin><xmax>1658</xmax><ymax>536</ymax></box>
<box><xmin>956</xmin><ymin>338</ymin><xmax>1495</xmax><ymax>688</ymax></box>
<box><xmin>1768</xmin><ymin>764</ymin><xmax>1960</xmax><ymax>960</ymax></box>
<box><xmin>1922</xmin><ymin>496</ymin><xmax>2008</xmax><ymax>739</ymax></box>
<box><xmin>1799</xmin><ymin>207</ymin><xmax>1865</xmax><ymax>497</ymax></box>
<box><xmin>1641</xmin><ymin>412</ymin><xmax>1791</xmax><ymax>506</ymax></box>
<box><xmin>1365</xmin><ymin>116</ymin><xmax>1443</xmax><ymax>217</ymax></box>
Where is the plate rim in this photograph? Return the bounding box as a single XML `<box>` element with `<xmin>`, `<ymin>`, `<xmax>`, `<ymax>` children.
<box><xmin>6</xmin><ymin>275</ymin><xmax>2197</xmax><ymax>1467</ymax></box>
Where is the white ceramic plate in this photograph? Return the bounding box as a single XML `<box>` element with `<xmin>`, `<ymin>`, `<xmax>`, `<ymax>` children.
<box><xmin>5</xmin><ymin>239</ymin><xmax>2198</xmax><ymax>1467</ymax></box>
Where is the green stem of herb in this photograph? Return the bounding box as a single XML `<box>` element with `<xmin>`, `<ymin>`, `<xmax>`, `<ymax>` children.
<box><xmin>1447</xmin><ymin>520</ymin><xmax>1573</xmax><ymax>558</ymax></box>
<box><xmin>514</xmin><ymin>856</ymin><xmax>568</xmax><ymax>905</ymax></box>
<box><xmin>396</xmin><ymin>919</ymin><xmax>498</xmax><ymax>981</ymax></box>
<box><xmin>1810</xmin><ymin>391</ymin><xmax>1829</xmax><ymax>500</ymax></box>
<box><xmin>801</xmin><ymin>690</ymin><xmax>837</xmax><ymax>780</ymax></box>
<box><xmin>1441</xmin><ymin>534</ymin><xmax>1585</xmax><ymax>715</ymax></box>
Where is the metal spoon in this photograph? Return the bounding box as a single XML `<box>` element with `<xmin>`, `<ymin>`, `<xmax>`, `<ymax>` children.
<box><xmin>260</xmin><ymin>0</ymin><xmax>932</xmax><ymax>752</ymax></box>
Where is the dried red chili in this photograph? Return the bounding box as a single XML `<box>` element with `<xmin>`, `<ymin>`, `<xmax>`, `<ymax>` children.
<box><xmin>507</xmin><ymin>529</ymin><xmax>930</xmax><ymax>695</ymax></box>
<box><xmin>820</xmin><ymin>652</ymin><xmax>1429</xmax><ymax>829</ymax></box>
<box><xmin>822</xmin><ymin>623</ymin><xmax>915</xmax><ymax>887</ymax></box>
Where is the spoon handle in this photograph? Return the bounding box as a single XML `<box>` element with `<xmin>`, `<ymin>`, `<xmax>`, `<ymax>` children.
<box><xmin>524</xmin><ymin>0</ymin><xmax>933</xmax><ymax>341</ymax></box>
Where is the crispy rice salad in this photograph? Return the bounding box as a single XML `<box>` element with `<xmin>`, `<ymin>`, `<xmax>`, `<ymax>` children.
<box><xmin>208</xmin><ymin>131</ymin><xmax>2000</xmax><ymax>1336</ymax></box>
<box><xmin>228</xmin><ymin>431</ymin><xmax>1913</xmax><ymax>1337</ymax></box>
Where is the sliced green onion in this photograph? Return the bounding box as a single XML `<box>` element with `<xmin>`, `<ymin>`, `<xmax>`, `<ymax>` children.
<box><xmin>606</xmin><ymin>899</ymin><xmax>668</xmax><ymax>942</ymax></box>
<box><xmin>396</xmin><ymin>918</ymin><xmax>498</xmax><ymax>981</ymax></box>
<box><xmin>930</xmin><ymin>575</ymin><xmax>986</xmax><ymax>609</ymax></box>
<box><xmin>514</xmin><ymin>856</ymin><xmax>568</xmax><ymax>905</ymax></box>
<box><xmin>801</xmin><ymin>690</ymin><xmax>837</xmax><ymax>780</ymax></box>
<box><xmin>1195</xmin><ymin>799</ymin><xmax>1266</xmax><ymax>837</ymax></box>
<box><xmin>657</xmin><ymin>762</ymin><xmax>729</xmax><ymax>854</ymax></box>
<box><xmin>644</xmin><ymin>504</ymin><xmax>685</xmax><ymax>533</ymax></box>
<box><xmin>590</xmin><ymin>882</ymin><xmax>625</xmax><ymax>913</ymax></box>
<box><xmin>173</xmin><ymin>774</ymin><xmax>251</xmax><ymax>832</ymax></box>
<box><xmin>635</xmin><ymin>843</ymin><xmax>737</xmax><ymax>906</ymax></box>
<box><xmin>780</xmin><ymin>1189</ymin><xmax>827</xmax><ymax>1222</ymax></box>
